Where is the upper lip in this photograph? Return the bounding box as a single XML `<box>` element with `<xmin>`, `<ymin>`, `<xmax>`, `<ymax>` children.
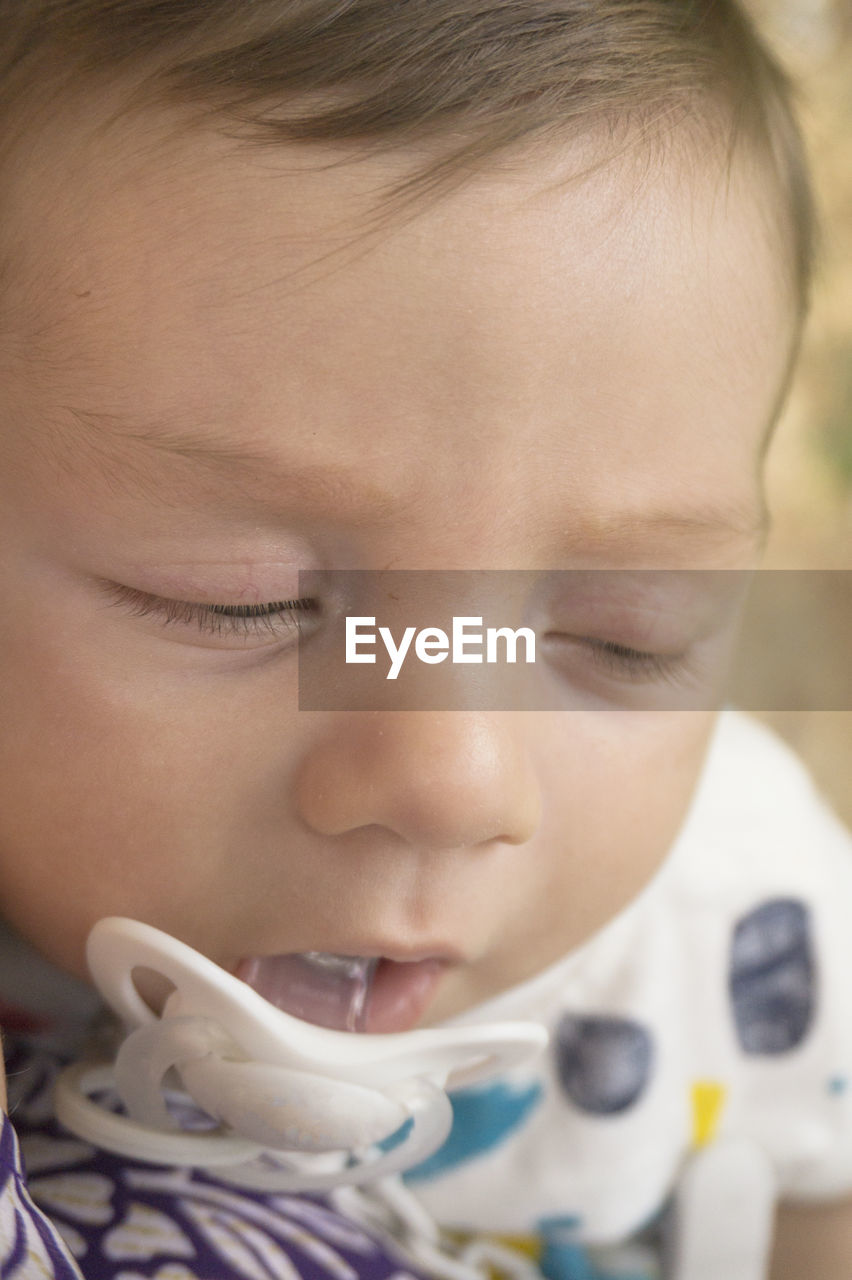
<box><xmin>232</xmin><ymin>943</ymin><xmax>465</xmax><ymax>968</ymax></box>
<box><xmin>349</xmin><ymin>949</ymin><xmax>459</xmax><ymax>965</ymax></box>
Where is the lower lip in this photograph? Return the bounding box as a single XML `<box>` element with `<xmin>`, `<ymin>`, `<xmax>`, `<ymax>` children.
<box><xmin>233</xmin><ymin>954</ymin><xmax>448</xmax><ymax>1034</ymax></box>
<box><xmin>364</xmin><ymin>957</ymin><xmax>447</xmax><ymax>1033</ymax></box>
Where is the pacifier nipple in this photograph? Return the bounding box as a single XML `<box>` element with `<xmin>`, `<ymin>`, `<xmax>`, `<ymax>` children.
<box><xmin>236</xmin><ymin>952</ymin><xmax>379</xmax><ymax>1032</ymax></box>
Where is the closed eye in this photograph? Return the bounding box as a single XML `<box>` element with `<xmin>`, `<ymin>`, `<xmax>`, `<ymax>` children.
<box><xmin>581</xmin><ymin>637</ymin><xmax>690</xmax><ymax>684</ymax></box>
<box><xmin>101</xmin><ymin>582</ymin><xmax>318</xmax><ymax>640</ymax></box>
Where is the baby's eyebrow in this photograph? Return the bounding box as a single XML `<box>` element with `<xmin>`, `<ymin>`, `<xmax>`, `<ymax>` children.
<box><xmin>135</xmin><ymin>425</ymin><xmax>768</xmax><ymax>544</ymax></box>
<box><xmin>119</xmin><ymin>422</ymin><xmax>291</xmax><ymax>471</ymax></box>
<box><xmin>575</xmin><ymin>506</ymin><xmax>769</xmax><ymax>548</ymax></box>
<box><xmin>58</xmin><ymin>404</ymin><xmax>401</xmax><ymax>522</ymax></box>
<box><xmin>65</xmin><ymin>407</ymin><xmax>305</xmax><ymax>472</ymax></box>
<box><xmin>59</xmin><ymin>403</ymin><xmax>768</xmax><ymax>548</ymax></box>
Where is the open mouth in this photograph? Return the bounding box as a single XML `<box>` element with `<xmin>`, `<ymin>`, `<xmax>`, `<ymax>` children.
<box><xmin>234</xmin><ymin>951</ymin><xmax>447</xmax><ymax>1033</ymax></box>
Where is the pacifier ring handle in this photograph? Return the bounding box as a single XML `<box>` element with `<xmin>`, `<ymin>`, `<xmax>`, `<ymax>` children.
<box><xmin>213</xmin><ymin>1076</ymin><xmax>453</xmax><ymax>1191</ymax></box>
<box><xmin>54</xmin><ymin>1062</ymin><xmax>263</xmax><ymax>1168</ymax></box>
<box><xmin>54</xmin><ymin>1063</ymin><xmax>453</xmax><ymax>1191</ymax></box>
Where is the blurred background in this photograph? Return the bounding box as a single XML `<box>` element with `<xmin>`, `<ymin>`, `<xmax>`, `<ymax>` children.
<box><xmin>745</xmin><ymin>0</ymin><xmax>851</xmax><ymax>822</ymax></box>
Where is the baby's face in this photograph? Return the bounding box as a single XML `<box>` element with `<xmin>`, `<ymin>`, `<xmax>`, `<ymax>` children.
<box><xmin>0</xmin><ymin>107</ymin><xmax>794</xmax><ymax>1026</ymax></box>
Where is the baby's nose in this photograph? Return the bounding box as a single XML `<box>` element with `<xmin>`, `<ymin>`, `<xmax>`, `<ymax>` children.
<box><xmin>295</xmin><ymin>710</ymin><xmax>540</xmax><ymax>850</ymax></box>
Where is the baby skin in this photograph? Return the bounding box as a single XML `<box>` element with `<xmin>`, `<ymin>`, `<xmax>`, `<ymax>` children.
<box><xmin>0</xmin><ymin>92</ymin><xmax>845</xmax><ymax>1276</ymax></box>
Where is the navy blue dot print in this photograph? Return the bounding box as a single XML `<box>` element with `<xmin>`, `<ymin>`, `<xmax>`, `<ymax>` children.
<box><xmin>729</xmin><ymin>898</ymin><xmax>815</xmax><ymax>1055</ymax></box>
<box><xmin>554</xmin><ymin>1014</ymin><xmax>653</xmax><ymax>1115</ymax></box>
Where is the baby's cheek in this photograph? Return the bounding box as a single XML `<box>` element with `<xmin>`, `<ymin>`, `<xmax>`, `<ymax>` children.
<box><xmin>607</xmin><ymin>710</ymin><xmax>714</xmax><ymax>882</ymax></box>
<box><xmin>0</xmin><ymin>636</ymin><xmax>236</xmax><ymax>978</ymax></box>
<box><xmin>538</xmin><ymin>710</ymin><xmax>716</xmax><ymax>936</ymax></box>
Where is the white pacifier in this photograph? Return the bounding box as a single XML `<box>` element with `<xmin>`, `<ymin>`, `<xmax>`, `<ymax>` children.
<box><xmin>55</xmin><ymin>918</ymin><xmax>547</xmax><ymax>1190</ymax></box>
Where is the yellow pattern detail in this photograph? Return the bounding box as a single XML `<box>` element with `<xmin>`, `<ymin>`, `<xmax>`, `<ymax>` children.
<box><xmin>444</xmin><ymin>1228</ymin><xmax>543</xmax><ymax>1279</ymax></box>
<box><xmin>691</xmin><ymin>1080</ymin><xmax>726</xmax><ymax>1147</ymax></box>
<box><xmin>492</xmin><ymin>1233</ymin><xmax>542</xmax><ymax>1261</ymax></box>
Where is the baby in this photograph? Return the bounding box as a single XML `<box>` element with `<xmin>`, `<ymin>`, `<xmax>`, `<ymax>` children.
<box><xmin>0</xmin><ymin>1</ymin><xmax>849</xmax><ymax>1278</ymax></box>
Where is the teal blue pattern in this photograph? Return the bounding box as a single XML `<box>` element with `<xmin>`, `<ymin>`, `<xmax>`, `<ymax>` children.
<box><xmin>404</xmin><ymin>1080</ymin><xmax>543</xmax><ymax>1181</ymax></box>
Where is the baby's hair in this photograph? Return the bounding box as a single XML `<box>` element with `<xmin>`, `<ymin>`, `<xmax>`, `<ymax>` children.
<box><xmin>0</xmin><ymin>0</ymin><xmax>814</xmax><ymax>306</ymax></box>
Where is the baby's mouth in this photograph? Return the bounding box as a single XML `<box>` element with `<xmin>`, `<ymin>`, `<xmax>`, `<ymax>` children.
<box><xmin>234</xmin><ymin>951</ymin><xmax>447</xmax><ymax>1033</ymax></box>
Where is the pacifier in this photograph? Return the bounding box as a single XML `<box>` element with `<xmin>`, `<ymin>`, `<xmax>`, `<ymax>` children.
<box><xmin>55</xmin><ymin>918</ymin><xmax>547</xmax><ymax>1190</ymax></box>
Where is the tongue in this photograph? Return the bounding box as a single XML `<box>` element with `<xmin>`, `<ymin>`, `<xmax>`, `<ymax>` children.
<box><xmin>235</xmin><ymin>952</ymin><xmax>378</xmax><ymax>1032</ymax></box>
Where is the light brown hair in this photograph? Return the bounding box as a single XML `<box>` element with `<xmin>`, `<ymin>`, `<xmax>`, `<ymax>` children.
<box><xmin>0</xmin><ymin>0</ymin><xmax>815</xmax><ymax>306</ymax></box>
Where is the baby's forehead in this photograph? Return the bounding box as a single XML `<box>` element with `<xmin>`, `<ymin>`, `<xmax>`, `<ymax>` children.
<box><xmin>5</xmin><ymin>107</ymin><xmax>791</xmax><ymax>357</ymax></box>
<box><xmin>1</xmin><ymin>112</ymin><xmax>792</xmax><ymax>572</ymax></box>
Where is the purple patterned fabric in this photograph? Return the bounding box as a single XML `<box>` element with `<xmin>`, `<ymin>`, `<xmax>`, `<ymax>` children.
<box><xmin>0</xmin><ymin>1109</ymin><xmax>83</xmax><ymax>1279</ymax></box>
<box><xmin>0</xmin><ymin>1032</ymin><xmax>427</xmax><ymax>1280</ymax></box>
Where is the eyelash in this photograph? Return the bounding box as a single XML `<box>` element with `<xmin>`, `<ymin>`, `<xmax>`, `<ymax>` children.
<box><xmin>103</xmin><ymin>584</ymin><xmax>317</xmax><ymax>638</ymax></box>
<box><xmin>104</xmin><ymin>584</ymin><xmax>688</xmax><ymax>683</ymax></box>
<box><xmin>582</xmin><ymin>638</ymin><xmax>690</xmax><ymax>683</ymax></box>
